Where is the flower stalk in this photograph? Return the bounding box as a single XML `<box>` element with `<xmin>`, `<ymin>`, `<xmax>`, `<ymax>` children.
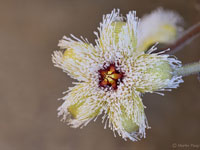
<box><xmin>174</xmin><ymin>61</ymin><xmax>200</xmax><ymax>77</ymax></box>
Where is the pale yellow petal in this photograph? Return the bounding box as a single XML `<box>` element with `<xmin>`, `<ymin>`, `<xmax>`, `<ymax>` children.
<box><xmin>130</xmin><ymin>53</ymin><xmax>182</xmax><ymax>93</ymax></box>
<box><xmin>106</xmin><ymin>89</ymin><xmax>148</xmax><ymax>141</ymax></box>
<box><xmin>52</xmin><ymin>36</ymin><xmax>100</xmax><ymax>81</ymax></box>
<box><xmin>98</xmin><ymin>10</ymin><xmax>139</xmax><ymax>57</ymax></box>
<box><xmin>58</xmin><ymin>82</ymin><xmax>104</xmax><ymax>128</ymax></box>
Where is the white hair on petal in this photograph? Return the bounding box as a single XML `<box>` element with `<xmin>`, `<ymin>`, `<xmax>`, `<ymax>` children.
<box><xmin>96</xmin><ymin>9</ymin><xmax>123</xmax><ymax>47</ymax></box>
<box><xmin>117</xmin><ymin>11</ymin><xmax>139</xmax><ymax>57</ymax></box>
<box><xmin>57</xmin><ymin>82</ymin><xmax>105</xmax><ymax>128</ymax></box>
<box><xmin>52</xmin><ymin>35</ymin><xmax>104</xmax><ymax>81</ymax></box>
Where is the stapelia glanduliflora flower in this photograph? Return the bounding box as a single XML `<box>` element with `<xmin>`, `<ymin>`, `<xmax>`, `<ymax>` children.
<box><xmin>52</xmin><ymin>8</ymin><xmax>184</xmax><ymax>141</ymax></box>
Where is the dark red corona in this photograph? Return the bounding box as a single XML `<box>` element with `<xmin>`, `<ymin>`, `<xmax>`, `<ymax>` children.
<box><xmin>98</xmin><ymin>64</ymin><xmax>124</xmax><ymax>90</ymax></box>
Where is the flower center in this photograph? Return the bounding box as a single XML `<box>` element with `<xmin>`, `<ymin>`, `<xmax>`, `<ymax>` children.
<box><xmin>98</xmin><ymin>64</ymin><xmax>123</xmax><ymax>90</ymax></box>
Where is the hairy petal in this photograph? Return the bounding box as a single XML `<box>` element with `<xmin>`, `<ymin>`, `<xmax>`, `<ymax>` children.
<box><xmin>58</xmin><ymin>82</ymin><xmax>104</xmax><ymax>128</ymax></box>
<box><xmin>52</xmin><ymin>36</ymin><xmax>101</xmax><ymax>81</ymax></box>
<box><xmin>117</xmin><ymin>11</ymin><xmax>139</xmax><ymax>56</ymax></box>
<box><xmin>96</xmin><ymin>10</ymin><xmax>140</xmax><ymax>60</ymax></box>
<box><xmin>106</xmin><ymin>89</ymin><xmax>148</xmax><ymax>141</ymax></box>
<box><xmin>129</xmin><ymin>53</ymin><xmax>183</xmax><ymax>93</ymax></box>
<box><xmin>95</xmin><ymin>9</ymin><xmax>123</xmax><ymax>52</ymax></box>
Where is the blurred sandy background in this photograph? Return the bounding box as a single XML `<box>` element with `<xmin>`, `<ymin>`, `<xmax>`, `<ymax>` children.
<box><xmin>0</xmin><ymin>0</ymin><xmax>200</xmax><ymax>150</ymax></box>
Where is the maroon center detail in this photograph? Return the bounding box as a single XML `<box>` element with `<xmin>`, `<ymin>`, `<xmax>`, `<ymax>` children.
<box><xmin>98</xmin><ymin>63</ymin><xmax>124</xmax><ymax>90</ymax></box>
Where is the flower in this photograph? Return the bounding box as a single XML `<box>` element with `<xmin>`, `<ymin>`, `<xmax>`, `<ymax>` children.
<box><xmin>52</xmin><ymin>8</ymin><xmax>184</xmax><ymax>141</ymax></box>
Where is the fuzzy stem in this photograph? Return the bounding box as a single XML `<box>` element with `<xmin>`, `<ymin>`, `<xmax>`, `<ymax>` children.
<box><xmin>174</xmin><ymin>61</ymin><xmax>200</xmax><ymax>77</ymax></box>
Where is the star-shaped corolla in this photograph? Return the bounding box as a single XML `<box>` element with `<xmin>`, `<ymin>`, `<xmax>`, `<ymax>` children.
<box><xmin>52</xmin><ymin>8</ymin><xmax>183</xmax><ymax>141</ymax></box>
